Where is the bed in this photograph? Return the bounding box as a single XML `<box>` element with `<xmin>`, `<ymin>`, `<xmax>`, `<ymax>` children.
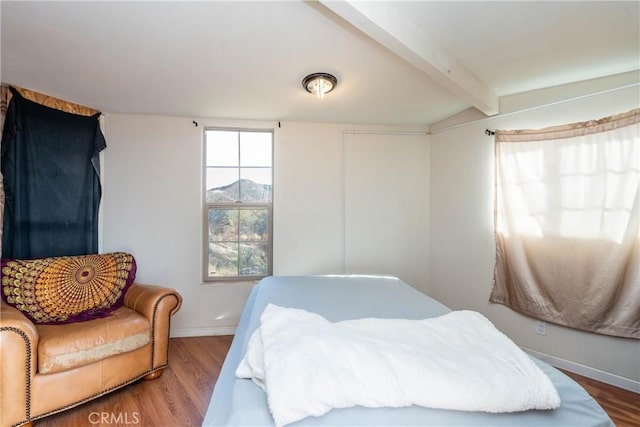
<box><xmin>202</xmin><ymin>275</ymin><xmax>614</xmax><ymax>427</ymax></box>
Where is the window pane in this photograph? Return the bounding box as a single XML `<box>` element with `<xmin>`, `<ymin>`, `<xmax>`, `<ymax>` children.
<box><xmin>240</xmin><ymin>168</ymin><xmax>272</xmax><ymax>202</ymax></box>
<box><xmin>239</xmin><ymin>208</ymin><xmax>269</xmax><ymax>241</ymax></box>
<box><xmin>239</xmin><ymin>243</ymin><xmax>268</xmax><ymax>276</ymax></box>
<box><xmin>208</xmin><ymin>208</ymin><xmax>238</xmax><ymax>241</ymax></box>
<box><xmin>208</xmin><ymin>242</ymin><xmax>238</xmax><ymax>276</ymax></box>
<box><xmin>240</xmin><ymin>132</ymin><xmax>272</xmax><ymax>167</ymax></box>
<box><xmin>206</xmin><ymin>169</ymin><xmax>240</xmax><ymax>202</ymax></box>
<box><xmin>206</xmin><ymin>130</ymin><xmax>238</xmax><ymax>167</ymax></box>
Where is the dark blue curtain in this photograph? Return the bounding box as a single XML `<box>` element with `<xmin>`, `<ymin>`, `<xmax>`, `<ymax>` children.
<box><xmin>1</xmin><ymin>87</ymin><xmax>106</xmax><ymax>259</ymax></box>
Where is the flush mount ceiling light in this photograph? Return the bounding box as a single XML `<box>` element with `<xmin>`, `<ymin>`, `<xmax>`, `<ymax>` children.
<box><xmin>302</xmin><ymin>73</ymin><xmax>338</xmax><ymax>99</ymax></box>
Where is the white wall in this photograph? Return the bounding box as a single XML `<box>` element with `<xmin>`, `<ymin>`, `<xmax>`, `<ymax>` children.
<box><xmin>101</xmin><ymin>116</ymin><xmax>429</xmax><ymax>336</ymax></box>
<box><xmin>344</xmin><ymin>132</ymin><xmax>429</xmax><ymax>289</ymax></box>
<box><xmin>429</xmin><ymin>83</ymin><xmax>640</xmax><ymax>385</ymax></box>
<box><xmin>272</xmin><ymin>122</ymin><xmax>344</xmax><ymax>276</ymax></box>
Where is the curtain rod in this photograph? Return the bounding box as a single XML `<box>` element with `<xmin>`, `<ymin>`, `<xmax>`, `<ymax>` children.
<box><xmin>343</xmin><ymin>130</ymin><xmax>428</xmax><ymax>136</ymax></box>
<box><xmin>429</xmin><ymin>82</ymin><xmax>640</xmax><ymax>136</ymax></box>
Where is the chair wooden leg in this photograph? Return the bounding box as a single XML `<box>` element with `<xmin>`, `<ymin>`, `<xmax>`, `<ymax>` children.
<box><xmin>143</xmin><ymin>369</ymin><xmax>164</xmax><ymax>380</ymax></box>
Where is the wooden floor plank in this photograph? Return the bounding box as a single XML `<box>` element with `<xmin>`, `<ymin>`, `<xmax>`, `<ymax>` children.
<box><xmin>560</xmin><ymin>369</ymin><xmax>640</xmax><ymax>427</ymax></box>
<box><xmin>33</xmin><ymin>336</ymin><xmax>638</xmax><ymax>426</ymax></box>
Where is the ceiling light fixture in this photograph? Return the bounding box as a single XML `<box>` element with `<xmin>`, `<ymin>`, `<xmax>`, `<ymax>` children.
<box><xmin>302</xmin><ymin>73</ymin><xmax>337</xmax><ymax>99</ymax></box>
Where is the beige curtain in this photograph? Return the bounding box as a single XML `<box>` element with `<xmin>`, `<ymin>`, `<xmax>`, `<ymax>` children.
<box><xmin>0</xmin><ymin>84</ymin><xmax>99</xmax><ymax>257</ymax></box>
<box><xmin>490</xmin><ymin>108</ymin><xmax>640</xmax><ymax>339</ymax></box>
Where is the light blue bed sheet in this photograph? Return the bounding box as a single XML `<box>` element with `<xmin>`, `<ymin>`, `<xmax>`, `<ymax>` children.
<box><xmin>202</xmin><ymin>275</ymin><xmax>613</xmax><ymax>427</ymax></box>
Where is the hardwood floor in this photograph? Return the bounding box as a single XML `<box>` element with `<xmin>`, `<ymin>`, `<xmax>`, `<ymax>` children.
<box><xmin>35</xmin><ymin>336</ymin><xmax>233</xmax><ymax>427</ymax></box>
<box><xmin>560</xmin><ymin>369</ymin><xmax>640</xmax><ymax>427</ymax></box>
<box><xmin>35</xmin><ymin>336</ymin><xmax>639</xmax><ymax>427</ymax></box>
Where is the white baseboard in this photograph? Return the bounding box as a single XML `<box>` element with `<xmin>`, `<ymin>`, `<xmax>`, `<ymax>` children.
<box><xmin>170</xmin><ymin>325</ymin><xmax>236</xmax><ymax>338</ymax></box>
<box><xmin>524</xmin><ymin>347</ymin><xmax>640</xmax><ymax>394</ymax></box>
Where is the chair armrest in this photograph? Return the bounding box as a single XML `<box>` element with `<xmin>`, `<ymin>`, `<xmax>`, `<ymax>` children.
<box><xmin>123</xmin><ymin>283</ymin><xmax>182</xmax><ymax>370</ymax></box>
<box><xmin>123</xmin><ymin>283</ymin><xmax>182</xmax><ymax>319</ymax></box>
<box><xmin>1</xmin><ymin>300</ymin><xmax>40</xmax><ymax>425</ymax></box>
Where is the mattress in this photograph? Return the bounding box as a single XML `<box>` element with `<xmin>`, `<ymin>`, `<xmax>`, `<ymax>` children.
<box><xmin>203</xmin><ymin>275</ymin><xmax>614</xmax><ymax>427</ymax></box>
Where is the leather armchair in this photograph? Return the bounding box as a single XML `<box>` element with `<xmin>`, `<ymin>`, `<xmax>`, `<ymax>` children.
<box><xmin>0</xmin><ymin>283</ymin><xmax>182</xmax><ymax>427</ymax></box>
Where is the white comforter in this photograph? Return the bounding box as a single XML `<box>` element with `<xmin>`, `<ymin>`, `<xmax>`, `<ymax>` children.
<box><xmin>236</xmin><ymin>304</ymin><xmax>560</xmax><ymax>427</ymax></box>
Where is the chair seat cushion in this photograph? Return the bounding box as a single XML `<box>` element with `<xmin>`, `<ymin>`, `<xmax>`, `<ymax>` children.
<box><xmin>36</xmin><ymin>306</ymin><xmax>150</xmax><ymax>374</ymax></box>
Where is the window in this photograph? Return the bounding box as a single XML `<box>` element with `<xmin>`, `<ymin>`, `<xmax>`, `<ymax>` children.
<box><xmin>203</xmin><ymin>128</ymin><xmax>273</xmax><ymax>282</ymax></box>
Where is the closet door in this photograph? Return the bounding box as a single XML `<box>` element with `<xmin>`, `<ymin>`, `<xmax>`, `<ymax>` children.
<box><xmin>344</xmin><ymin>132</ymin><xmax>429</xmax><ymax>289</ymax></box>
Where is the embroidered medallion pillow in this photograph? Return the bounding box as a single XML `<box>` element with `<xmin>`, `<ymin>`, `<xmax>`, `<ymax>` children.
<box><xmin>1</xmin><ymin>252</ymin><xmax>136</xmax><ymax>324</ymax></box>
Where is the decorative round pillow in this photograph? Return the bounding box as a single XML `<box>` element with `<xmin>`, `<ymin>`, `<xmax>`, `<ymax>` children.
<box><xmin>1</xmin><ymin>252</ymin><xmax>136</xmax><ymax>324</ymax></box>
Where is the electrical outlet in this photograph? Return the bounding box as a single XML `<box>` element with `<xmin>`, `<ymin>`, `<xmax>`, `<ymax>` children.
<box><xmin>536</xmin><ymin>321</ymin><xmax>547</xmax><ymax>336</ymax></box>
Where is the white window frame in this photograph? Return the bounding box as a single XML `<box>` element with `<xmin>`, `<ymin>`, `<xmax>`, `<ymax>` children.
<box><xmin>202</xmin><ymin>127</ymin><xmax>273</xmax><ymax>282</ymax></box>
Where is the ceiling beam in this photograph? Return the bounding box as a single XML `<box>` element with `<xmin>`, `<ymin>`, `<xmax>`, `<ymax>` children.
<box><xmin>319</xmin><ymin>0</ymin><xmax>499</xmax><ymax>116</ymax></box>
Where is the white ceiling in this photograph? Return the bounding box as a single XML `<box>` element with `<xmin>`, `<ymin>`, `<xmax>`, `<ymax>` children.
<box><xmin>1</xmin><ymin>1</ymin><xmax>638</xmax><ymax>126</ymax></box>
